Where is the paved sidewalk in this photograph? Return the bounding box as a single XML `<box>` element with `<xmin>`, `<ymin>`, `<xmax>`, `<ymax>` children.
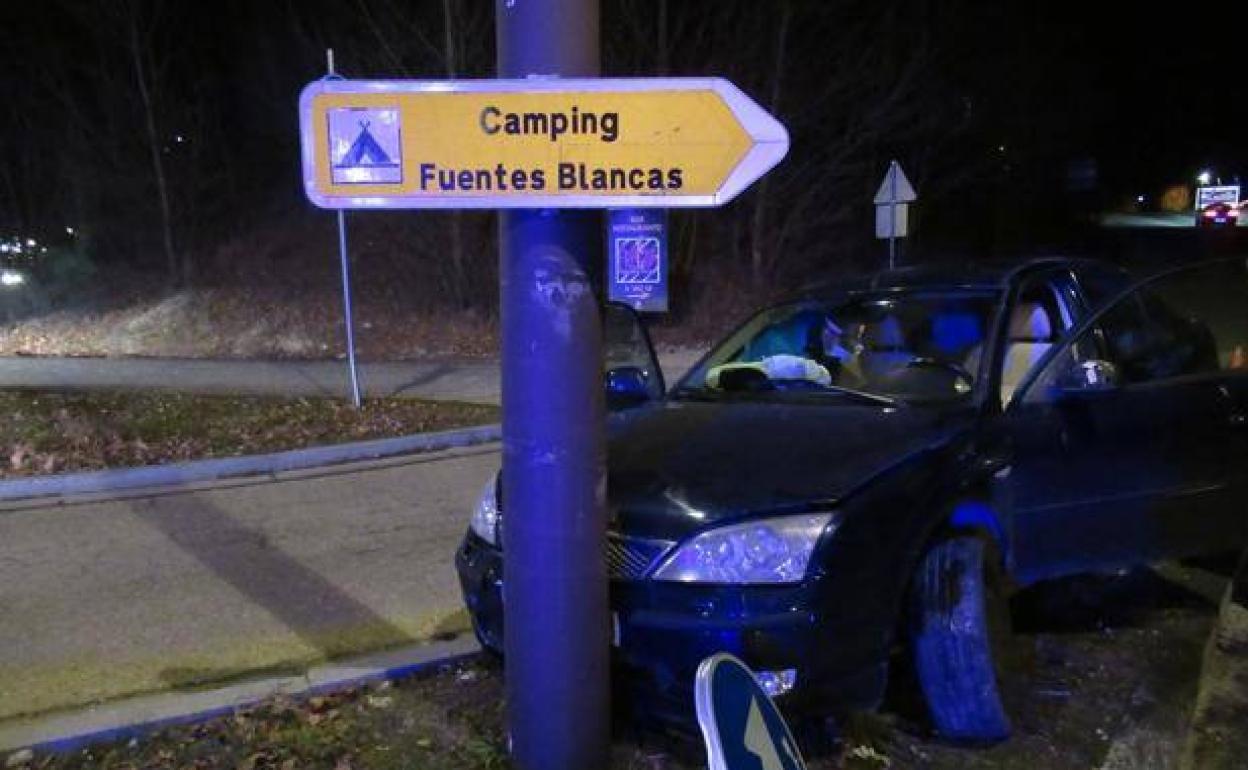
<box><xmin>0</xmin><ymin>445</ymin><xmax>499</xmax><ymax>723</ymax></box>
<box><xmin>0</xmin><ymin>350</ymin><xmax>703</xmax><ymax>405</ymax></box>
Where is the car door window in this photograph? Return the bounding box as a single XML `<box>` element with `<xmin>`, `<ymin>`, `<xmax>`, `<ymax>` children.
<box><xmin>604</xmin><ymin>303</ymin><xmax>665</xmax><ymax>400</ymax></box>
<box><xmin>1073</xmin><ymin>263</ymin><xmax>1132</xmax><ymax>313</ymax></box>
<box><xmin>1024</xmin><ymin>258</ymin><xmax>1248</xmax><ymax>402</ymax></box>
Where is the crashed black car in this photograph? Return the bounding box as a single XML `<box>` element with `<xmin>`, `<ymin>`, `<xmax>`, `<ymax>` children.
<box><xmin>457</xmin><ymin>256</ymin><xmax>1248</xmax><ymax>740</ymax></box>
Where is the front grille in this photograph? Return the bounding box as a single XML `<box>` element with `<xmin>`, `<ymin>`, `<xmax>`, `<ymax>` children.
<box><xmin>606</xmin><ymin>533</ymin><xmax>673</xmax><ymax>580</ymax></box>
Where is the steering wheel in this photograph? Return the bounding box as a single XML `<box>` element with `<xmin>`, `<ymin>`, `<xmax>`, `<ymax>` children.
<box><xmin>905</xmin><ymin>356</ymin><xmax>974</xmax><ymax>382</ymax></box>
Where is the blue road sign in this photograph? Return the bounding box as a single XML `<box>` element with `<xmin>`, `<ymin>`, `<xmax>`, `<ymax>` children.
<box><xmin>607</xmin><ymin>209</ymin><xmax>668</xmax><ymax>312</ymax></box>
<box><xmin>695</xmin><ymin>653</ymin><xmax>807</xmax><ymax>770</ymax></box>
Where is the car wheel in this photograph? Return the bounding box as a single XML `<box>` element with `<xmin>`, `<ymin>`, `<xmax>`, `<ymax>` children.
<box><xmin>908</xmin><ymin>536</ymin><xmax>1012</xmax><ymax>742</ymax></box>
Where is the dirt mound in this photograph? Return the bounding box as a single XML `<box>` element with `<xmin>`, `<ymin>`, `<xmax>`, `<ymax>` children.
<box><xmin>0</xmin><ymin>288</ymin><xmax>499</xmax><ymax>360</ymax></box>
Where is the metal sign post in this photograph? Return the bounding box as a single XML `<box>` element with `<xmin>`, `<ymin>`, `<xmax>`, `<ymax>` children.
<box><xmin>326</xmin><ymin>49</ymin><xmax>363</xmax><ymax>409</ymax></box>
<box><xmin>334</xmin><ymin>210</ymin><xmax>363</xmax><ymax>408</ymax></box>
<box><xmin>496</xmin><ymin>2</ymin><xmax>607</xmax><ymax>769</ymax></box>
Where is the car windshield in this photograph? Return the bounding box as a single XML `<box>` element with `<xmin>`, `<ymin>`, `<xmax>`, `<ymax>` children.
<box><xmin>676</xmin><ymin>290</ymin><xmax>999</xmax><ymax>404</ymax></box>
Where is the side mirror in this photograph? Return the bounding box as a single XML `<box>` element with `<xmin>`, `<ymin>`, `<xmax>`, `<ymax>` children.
<box><xmin>605</xmin><ymin>366</ymin><xmax>653</xmax><ymax>410</ymax></box>
<box><xmin>1056</xmin><ymin>359</ymin><xmax>1120</xmax><ymax>395</ymax></box>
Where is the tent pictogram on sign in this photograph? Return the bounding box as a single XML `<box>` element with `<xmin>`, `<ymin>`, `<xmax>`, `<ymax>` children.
<box><xmin>327</xmin><ymin>107</ymin><xmax>403</xmax><ymax>185</ymax></box>
<box><xmin>337</xmin><ymin>121</ymin><xmax>395</xmax><ymax>167</ymax></box>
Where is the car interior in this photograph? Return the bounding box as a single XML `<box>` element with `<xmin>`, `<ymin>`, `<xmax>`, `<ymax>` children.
<box><xmin>858</xmin><ymin>315</ymin><xmax>913</xmax><ymax>381</ymax></box>
<box><xmin>986</xmin><ymin>276</ymin><xmax>1079</xmax><ymax>405</ymax></box>
<box><xmin>999</xmin><ymin>303</ymin><xmax>1056</xmax><ymax>404</ymax></box>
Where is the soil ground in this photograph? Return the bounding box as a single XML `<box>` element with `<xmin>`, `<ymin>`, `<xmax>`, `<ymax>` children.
<box><xmin>0</xmin><ymin>390</ymin><xmax>499</xmax><ymax>478</ymax></box>
<box><xmin>5</xmin><ymin>562</ymin><xmax>1228</xmax><ymax>770</ymax></box>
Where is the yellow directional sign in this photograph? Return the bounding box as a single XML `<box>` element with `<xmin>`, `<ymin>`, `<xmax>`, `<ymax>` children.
<box><xmin>299</xmin><ymin>78</ymin><xmax>789</xmax><ymax>209</ymax></box>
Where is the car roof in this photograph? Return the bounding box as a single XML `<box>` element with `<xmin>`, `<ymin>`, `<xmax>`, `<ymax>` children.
<box><xmin>795</xmin><ymin>256</ymin><xmax>1122</xmax><ymax>297</ymax></box>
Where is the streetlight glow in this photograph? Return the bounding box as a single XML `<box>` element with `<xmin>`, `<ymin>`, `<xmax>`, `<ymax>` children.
<box><xmin>1197</xmin><ymin>171</ymin><xmax>1212</xmax><ymax>185</ymax></box>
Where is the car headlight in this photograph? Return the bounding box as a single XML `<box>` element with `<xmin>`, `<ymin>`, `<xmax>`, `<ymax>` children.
<box><xmin>469</xmin><ymin>474</ymin><xmax>501</xmax><ymax>546</ymax></box>
<box><xmin>651</xmin><ymin>512</ymin><xmax>836</xmax><ymax>584</ymax></box>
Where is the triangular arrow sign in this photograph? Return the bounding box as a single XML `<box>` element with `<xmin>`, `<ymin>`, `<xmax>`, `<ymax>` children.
<box><xmin>874</xmin><ymin>160</ymin><xmax>917</xmax><ymax>204</ymax></box>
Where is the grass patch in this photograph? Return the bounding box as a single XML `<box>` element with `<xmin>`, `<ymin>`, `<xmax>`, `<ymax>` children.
<box><xmin>0</xmin><ymin>390</ymin><xmax>499</xmax><ymax>477</ymax></box>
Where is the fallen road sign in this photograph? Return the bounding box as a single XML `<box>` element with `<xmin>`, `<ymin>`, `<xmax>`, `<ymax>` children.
<box><xmin>299</xmin><ymin>77</ymin><xmax>789</xmax><ymax>210</ymax></box>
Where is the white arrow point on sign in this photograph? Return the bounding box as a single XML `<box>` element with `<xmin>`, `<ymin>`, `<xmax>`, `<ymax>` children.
<box><xmin>709</xmin><ymin>78</ymin><xmax>791</xmax><ymax>206</ymax></box>
<box><xmin>743</xmin><ymin>696</ymin><xmax>786</xmax><ymax>770</ymax></box>
<box><xmin>874</xmin><ymin>161</ymin><xmax>917</xmax><ymax>204</ymax></box>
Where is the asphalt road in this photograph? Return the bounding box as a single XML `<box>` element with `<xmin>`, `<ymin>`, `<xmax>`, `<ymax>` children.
<box><xmin>1100</xmin><ymin>211</ymin><xmax>1202</xmax><ymax>229</ymax></box>
<box><xmin>0</xmin><ymin>350</ymin><xmax>703</xmax><ymax>405</ymax></box>
<box><xmin>0</xmin><ymin>444</ymin><xmax>500</xmax><ymax>722</ymax></box>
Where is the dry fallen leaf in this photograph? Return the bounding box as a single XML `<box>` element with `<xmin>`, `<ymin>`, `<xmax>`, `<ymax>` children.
<box><xmin>9</xmin><ymin>444</ymin><xmax>30</xmax><ymax>470</ymax></box>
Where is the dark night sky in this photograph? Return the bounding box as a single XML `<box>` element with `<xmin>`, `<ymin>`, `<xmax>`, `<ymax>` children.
<box><xmin>980</xmin><ymin>3</ymin><xmax>1247</xmax><ymax>190</ymax></box>
<box><xmin>1</xmin><ymin>0</ymin><xmax>1245</xmax><ymax>273</ymax></box>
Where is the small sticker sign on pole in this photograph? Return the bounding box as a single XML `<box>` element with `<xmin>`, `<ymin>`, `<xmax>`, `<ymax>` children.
<box><xmin>607</xmin><ymin>209</ymin><xmax>668</xmax><ymax>312</ymax></box>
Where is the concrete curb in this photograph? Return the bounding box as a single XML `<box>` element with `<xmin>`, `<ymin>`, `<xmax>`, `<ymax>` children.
<box><xmin>0</xmin><ymin>635</ymin><xmax>482</xmax><ymax>755</ymax></box>
<box><xmin>0</xmin><ymin>423</ymin><xmax>501</xmax><ymax>502</ymax></box>
<box><xmin>1180</xmin><ymin>553</ymin><xmax>1248</xmax><ymax>770</ymax></box>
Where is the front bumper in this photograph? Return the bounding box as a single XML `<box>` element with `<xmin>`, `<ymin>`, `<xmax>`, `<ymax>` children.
<box><xmin>455</xmin><ymin>531</ymin><xmax>877</xmax><ymax>727</ymax></box>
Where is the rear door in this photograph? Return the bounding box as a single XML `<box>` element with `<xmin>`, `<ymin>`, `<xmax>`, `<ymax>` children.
<box><xmin>1003</xmin><ymin>259</ymin><xmax>1248</xmax><ymax>583</ymax></box>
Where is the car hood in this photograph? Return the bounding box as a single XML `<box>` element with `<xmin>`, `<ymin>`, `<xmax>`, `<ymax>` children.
<box><xmin>606</xmin><ymin>399</ymin><xmax>969</xmax><ymax>541</ymax></box>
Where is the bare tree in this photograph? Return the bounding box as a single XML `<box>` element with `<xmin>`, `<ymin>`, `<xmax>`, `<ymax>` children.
<box><xmin>749</xmin><ymin>0</ymin><xmax>791</xmax><ymax>284</ymax></box>
<box><xmin>123</xmin><ymin>1</ymin><xmax>182</xmax><ymax>286</ymax></box>
<box><xmin>441</xmin><ymin>0</ymin><xmax>468</xmax><ymax>307</ymax></box>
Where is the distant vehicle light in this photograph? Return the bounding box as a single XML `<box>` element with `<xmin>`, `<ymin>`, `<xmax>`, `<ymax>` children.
<box><xmin>1204</xmin><ymin>209</ymin><xmax>1219</xmax><ymax>217</ymax></box>
<box><xmin>1136</xmin><ymin>195</ymin><xmax>1145</xmax><ymax>203</ymax></box>
<box><xmin>1</xmin><ymin>270</ymin><xmax>25</xmax><ymax>287</ymax></box>
<box><xmin>24</xmin><ymin>238</ymin><xmax>35</xmax><ymax>247</ymax></box>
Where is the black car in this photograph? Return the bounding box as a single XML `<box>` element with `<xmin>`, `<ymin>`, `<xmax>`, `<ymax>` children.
<box><xmin>456</xmin><ymin>256</ymin><xmax>1248</xmax><ymax>741</ymax></box>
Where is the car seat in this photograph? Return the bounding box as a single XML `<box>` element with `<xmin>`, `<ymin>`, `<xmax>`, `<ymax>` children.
<box><xmin>1000</xmin><ymin>303</ymin><xmax>1055</xmax><ymax>404</ymax></box>
<box><xmin>859</xmin><ymin>315</ymin><xmax>914</xmax><ymax>381</ymax></box>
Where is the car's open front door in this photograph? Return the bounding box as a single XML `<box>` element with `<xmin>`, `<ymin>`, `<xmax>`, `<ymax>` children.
<box><xmin>1002</xmin><ymin>258</ymin><xmax>1248</xmax><ymax>584</ymax></box>
<box><xmin>603</xmin><ymin>303</ymin><xmax>665</xmax><ymax>411</ymax></box>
